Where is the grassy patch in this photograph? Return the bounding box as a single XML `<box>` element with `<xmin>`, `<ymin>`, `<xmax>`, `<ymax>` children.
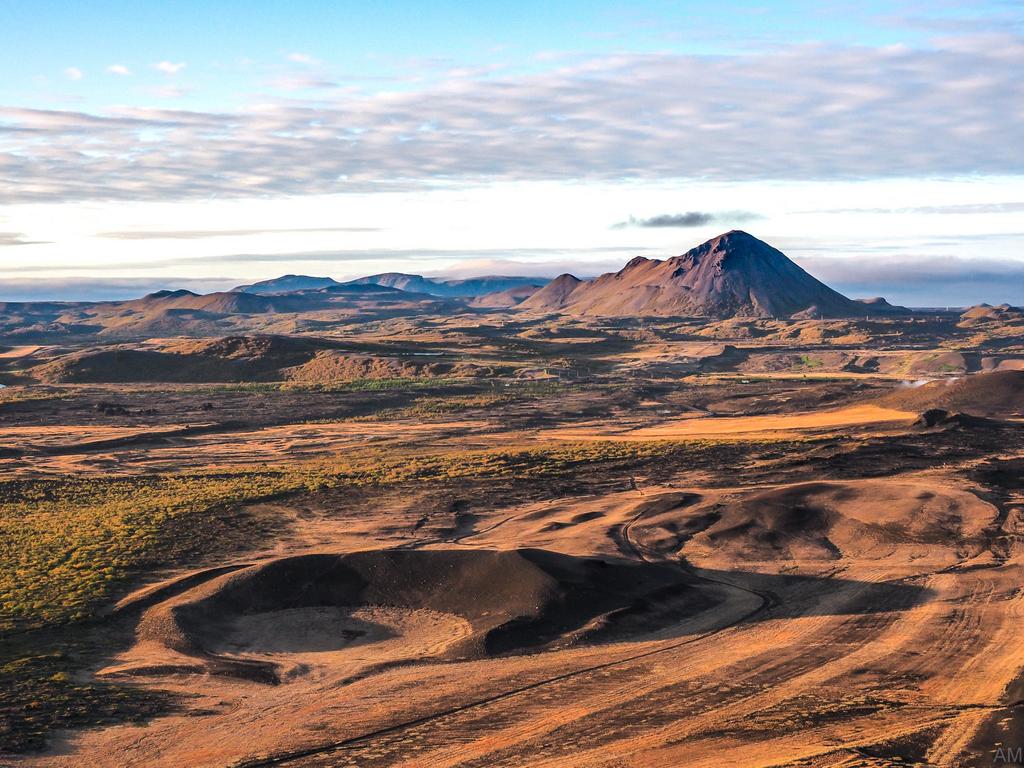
<box><xmin>0</xmin><ymin>652</ymin><xmax>171</xmax><ymax>753</ymax></box>
<box><xmin>799</xmin><ymin>354</ymin><xmax>824</xmax><ymax>368</ymax></box>
<box><xmin>0</xmin><ymin>472</ymin><xmax>298</xmax><ymax>633</ymax></box>
<box><xmin>351</xmin><ymin>393</ymin><xmax>508</xmax><ymax>420</ymax></box>
<box><xmin>348</xmin><ymin>380</ymin><xmax>576</xmax><ymax>420</ymax></box>
<box><xmin>203</xmin><ymin>377</ymin><xmax>466</xmax><ymax>394</ymax></box>
<box><xmin>0</xmin><ymin>387</ymin><xmax>72</xmax><ymax>407</ymax></box>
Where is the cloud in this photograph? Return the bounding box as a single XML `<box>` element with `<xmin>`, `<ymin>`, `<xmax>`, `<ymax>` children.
<box><xmin>63</xmin><ymin>67</ymin><xmax>83</xmax><ymax>81</ymax></box>
<box><xmin>431</xmin><ymin>255</ymin><xmax>635</xmax><ymax>279</ymax></box>
<box><xmin>805</xmin><ymin>202</ymin><xmax>1024</xmax><ymax>215</ymax></box>
<box><xmin>624</xmin><ymin>212</ymin><xmax>715</xmax><ymax>228</ymax></box>
<box><xmin>268</xmin><ymin>51</ymin><xmax>337</xmax><ymax>90</ymax></box>
<box><xmin>802</xmin><ymin>253</ymin><xmax>1024</xmax><ymax>286</ymax></box>
<box><xmin>194</xmin><ymin>246</ymin><xmax>651</xmax><ymax>269</ymax></box>
<box><xmin>799</xmin><ymin>254</ymin><xmax>1024</xmax><ymax>307</ymax></box>
<box><xmin>0</xmin><ymin>232</ymin><xmax>47</xmax><ymax>246</ymax></box>
<box><xmin>106</xmin><ymin>64</ymin><xmax>131</xmax><ymax>76</ymax></box>
<box><xmin>614</xmin><ymin>211</ymin><xmax>761</xmax><ymax>228</ymax></box>
<box><xmin>98</xmin><ymin>226</ymin><xmax>380</xmax><ymax>240</ymax></box>
<box><xmin>0</xmin><ymin>246</ymin><xmax>653</xmax><ymax>274</ymax></box>
<box><xmin>266</xmin><ymin>74</ymin><xmax>339</xmax><ymax>91</ymax></box>
<box><xmin>154</xmin><ymin>61</ymin><xmax>186</xmax><ymax>75</ymax></box>
<box><xmin>150</xmin><ymin>85</ymin><xmax>192</xmax><ymax>99</ymax></box>
<box><xmin>3</xmin><ymin>35</ymin><xmax>1024</xmax><ymax>202</ymax></box>
<box><xmin>0</xmin><ymin>277</ymin><xmax>238</xmax><ymax>303</ymax></box>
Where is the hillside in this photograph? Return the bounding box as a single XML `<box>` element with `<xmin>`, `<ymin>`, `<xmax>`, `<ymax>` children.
<box><xmin>470</xmin><ymin>284</ymin><xmax>543</xmax><ymax>308</ymax></box>
<box><xmin>28</xmin><ymin>334</ymin><xmax>487</xmax><ymax>384</ymax></box>
<box><xmin>121</xmin><ymin>290</ymin><xmax>279</xmax><ymax>314</ymax></box>
<box><xmin>877</xmin><ymin>369</ymin><xmax>1024</xmax><ymax>417</ymax></box>
<box><xmin>959</xmin><ymin>303</ymin><xmax>1024</xmax><ymax>327</ymax></box>
<box><xmin>521</xmin><ymin>274</ymin><xmax>584</xmax><ymax>309</ymax></box>
<box><xmin>29</xmin><ymin>335</ymin><xmax>338</xmax><ymax>383</ymax></box>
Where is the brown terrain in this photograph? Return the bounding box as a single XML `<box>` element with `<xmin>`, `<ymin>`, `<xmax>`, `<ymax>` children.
<box><xmin>2</xmin><ymin>232</ymin><xmax>1023</xmax><ymax>767</ymax></box>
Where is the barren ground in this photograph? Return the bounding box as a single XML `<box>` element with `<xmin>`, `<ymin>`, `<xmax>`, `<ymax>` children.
<box><xmin>2</xmin><ymin>313</ymin><xmax>1023</xmax><ymax>767</ymax></box>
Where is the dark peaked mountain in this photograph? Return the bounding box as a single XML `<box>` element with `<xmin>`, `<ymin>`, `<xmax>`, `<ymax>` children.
<box><xmin>519</xmin><ymin>231</ymin><xmax>899</xmax><ymax>319</ymax></box>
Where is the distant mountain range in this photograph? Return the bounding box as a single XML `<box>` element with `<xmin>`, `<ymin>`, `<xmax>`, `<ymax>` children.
<box><xmin>520</xmin><ymin>231</ymin><xmax>909</xmax><ymax>318</ymax></box>
<box><xmin>0</xmin><ymin>232</ymin><xmax>939</xmax><ymax>341</ymax></box>
<box><xmin>236</xmin><ymin>273</ymin><xmax>547</xmax><ymax>298</ymax></box>
<box><xmin>235</xmin><ymin>233</ymin><xmax>911</xmax><ymax>319</ymax></box>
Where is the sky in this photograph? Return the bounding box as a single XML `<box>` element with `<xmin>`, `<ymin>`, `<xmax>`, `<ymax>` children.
<box><xmin>1</xmin><ymin>0</ymin><xmax>1022</xmax><ymax>306</ymax></box>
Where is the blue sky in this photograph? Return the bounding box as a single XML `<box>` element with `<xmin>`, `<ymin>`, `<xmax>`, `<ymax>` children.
<box><xmin>4</xmin><ymin>1</ymin><xmax>1015</xmax><ymax>111</ymax></box>
<box><xmin>1</xmin><ymin>0</ymin><xmax>1022</xmax><ymax>305</ymax></box>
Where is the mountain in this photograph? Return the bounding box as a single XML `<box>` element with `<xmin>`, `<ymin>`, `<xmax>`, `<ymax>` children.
<box><xmin>517</xmin><ymin>274</ymin><xmax>582</xmax><ymax>310</ymax></box>
<box><xmin>347</xmin><ymin>273</ymin><xmax>547</xmax><ymax>297</ymax></box>
<box><xmin>126</xmin><ymin>289</ymin><xmax>279</xmax><ymax>314</ymax></box>
<box><xmin>231</xmin><ymin>272</ymin><xmax>548</xmax><ymax>298</ymax></box>
<box><xmin>855</xmin><ymin>297</ymin><xmax>909</xmax><ymax>314</ymax></box>
<box><xmin>518</xmin><ymin>231</ymin><xmax>894</xmax><ymax>319</ymax></box>
<box><xmin>234</xmin><ymin>275</ymin><xmax>341</xmax><ymax>294</ymax></box>
<box><xmin>4</xmin><ymin>282</ymin><xmax>461</xmax><ymax>340</ymax></box>
<box><xmin>469</xmin><ymin>284</ymin><xmax>543</xmax><ymax>308</ymax></box>
<box><xmin>959</xmin><ymin>303</ymin><xmax>1024</xmax><ymax>326</ymax></box>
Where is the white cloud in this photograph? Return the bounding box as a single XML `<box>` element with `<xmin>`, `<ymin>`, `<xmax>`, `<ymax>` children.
<box><xmin>3</xmin><ymin>35</ymin><xmax>1022</xmax><ymax>203</ymax></box>
<box><xmin>63</xmin><ymin>67</ymin><xmax>83</xmax><ymax>81</ymax></box>
<box><xmin>107</xmin><ymin>64</ymin><xmax>131</xmax><ymax>76</ymax></box>
<box><xmin>287</xmin><ymin>52</ymin><xmax>315</xmax><ymax>64</ymax></box>
<box><xmin>150</xmin><ymin>84</ymin><xmax>192</xmax><ymax>99</ymax></box>
<box><xmin>0</xmin><ymin>231</ymin><xmax>47</xmax><ymax>246</ymax></box>
<box><xmin>0</xmin><ymin>277</ymin><xmax>238</xmax><ymax>302</ymax></box>
<box><xmin>154</xmin><ymin>61</ymin><xmax>186</xmax><ymax>75</ymax></box>
<box><xmin>99</xmin><ymin>226</ymin><xmax>379</xmax><ymax>240</ymax></box>
<box><xmin>267</xmin><ymin>74</ymin><xmax>338</xmax><ymax>91</ymax></box>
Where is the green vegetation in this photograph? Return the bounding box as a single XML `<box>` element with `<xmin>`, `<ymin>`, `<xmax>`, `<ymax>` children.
<box><xmin>322</xmin><ymin>440</ymin><xmax>693</xmax><ymax>485</ymax></box>
<box><xmin>347</xmin><ymin>381</ymin><xmax>575</xmax><ymax>420</ymax></box>
<box><xmin>283</xmin><ymin>377</ymin><xmax>464</xmax><ymax>392</ymax></box>
<box><xmin>799</xmin><ymin>354</ymin><xmax>824</xmax><ymax>368</ymax></box>
<box><xmin>694</xmin><ymin>373</ymin><xmax>853</xmax><ymax>384</ymax></box>
<box><xmin>500</xmin><ymin>379</ymin><xmax>575</xmax><ymax>396</ymax></box>
<box><xmin>0</xmin><ymin>473</ymin><xmax>295</xmax><ymax>633</ymax></box>
<box><xmin>0</xmin><ymin>653</ymin><xmax>171</xmax><ymax>753</ymax></box>
<box><xmin>0</xmin><ymin>387</ymin><xmax>72</xmax><ymax>406</ymax></box>
<box><xmin>204</xmin><ymin>377</ymin><xmax>465</xmax><ymax>394</ymax></box>
<box><xmin>177</xmin><ymin>377</ymin><xmax>573</xmax><ymax>396</ymax></box>
<box><xmin>352</xmin><ymin>393</ymin><xmax>507</xmax><ymax>420</ymax></box>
